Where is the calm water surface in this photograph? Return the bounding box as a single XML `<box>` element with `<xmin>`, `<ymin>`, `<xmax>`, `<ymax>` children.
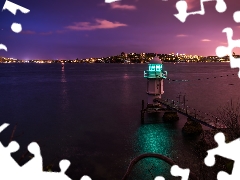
<box><xmin>0</xmin><ymin>63</ymin><xmax>239</xmax><ymax>180</ymax></box>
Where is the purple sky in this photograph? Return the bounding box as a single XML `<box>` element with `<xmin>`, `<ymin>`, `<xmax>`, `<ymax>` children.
<box><xmin>0</xmin><ymin>0</ymin><xmax>240</xmax><ymax>59</ymax></box>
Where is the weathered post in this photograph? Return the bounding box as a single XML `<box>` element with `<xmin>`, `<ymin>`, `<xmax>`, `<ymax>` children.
<box><xmin>215</xmin><ymin>117</ymin><xmax>218</xmax><ymax>127</ymax></box>
<box><xmin>141</xmin><ymin>100</ymin><xmax>145</xmax><ymax>124</ymax></box>
<box><xmin>177</xmin><ymin>93</ymin><xmax>181</xmax><ymax>104</ymax></box>
<box><xmin>183</xmin><ymin>95</ymin><xmax>186</xmax><ymax>108</ymax></box>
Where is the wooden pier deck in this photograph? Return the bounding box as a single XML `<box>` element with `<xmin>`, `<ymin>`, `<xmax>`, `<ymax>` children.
<box><xmin>141</xmin><ymin>98</ymin><xmax>224</xmax><ymax>129</ymax></box>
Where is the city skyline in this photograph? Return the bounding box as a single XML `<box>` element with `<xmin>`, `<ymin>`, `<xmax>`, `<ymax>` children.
<box><xmin>0</xmin><ymin>0</ymin><xmax>240</xmax><ymax>60</ymax></box>
<box><xmin>1</xmin><ymin>52</ymin><xmax>233</xmax><ymax>64</ymax></box>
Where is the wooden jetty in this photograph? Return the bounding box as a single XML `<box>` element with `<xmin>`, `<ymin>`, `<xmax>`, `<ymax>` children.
<box><xmin>141</xmin><ymin>98</ymin><xmax>225</xmax><ymax>130</ymax></box>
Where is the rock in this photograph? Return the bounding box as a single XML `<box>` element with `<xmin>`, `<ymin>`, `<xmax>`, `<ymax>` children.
<box><xmin>182</xmin><ymin>118</ymin><xmax>203</xmax><ymax>136</ymax></box>
<box><xmin>162</xmin><ymin>111</ymin><xmax>179</xmax><ymax>122</ymax></box>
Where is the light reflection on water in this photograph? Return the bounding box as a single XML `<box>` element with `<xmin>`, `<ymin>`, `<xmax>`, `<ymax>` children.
<box><xmin>135</xmin><ymin>124</ymin><xmax>172</xmax><ymax>154</ymax></box>
<box><xmin>60</xmin><ymin>66</ymin><xmax>69</xmax><ymax>114</ymax></box>
<box><xmin>129</xmin><ymin>124</ymin><xmax>174</xmax><ymax>180</ymax></box>
<box><xmin>123</xmin><ymin>73</ymin><xmax>131</xmax><ymax>101</ymax></box>
<box><xmin>0</xmin><ymin>63</ymin><xmax>239</xmax><ymax>180</ymax></box>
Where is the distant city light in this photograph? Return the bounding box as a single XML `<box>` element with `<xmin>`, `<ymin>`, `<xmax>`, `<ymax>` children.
<box><xmin>0</xmin><ymin>52</ymin><xmax>233</xmax><ymax>64</ymax></box>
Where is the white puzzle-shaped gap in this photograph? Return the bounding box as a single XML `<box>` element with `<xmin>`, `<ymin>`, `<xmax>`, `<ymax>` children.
<box><xmin>0</xmin><ymin>0</ymin><xmax>30</xmax><ymax>51</ymax></box>
<box><xmin>154</xmin><ymin>165</ymin><xmax>190</xmax><ymax>180</ymax></box>
<box><xmin>205</xmin><ymin>132</ymin><xmax>240</xmax><ymax>180</ymax></box>
<box><xmin>0</xmin><ymin>123</ymin><xmax>92</xmax><ymax>180</ymax></box>
<box><xmin>216</xmin><ymin>28</ymin><xmax>240</xmax><ymax>78</ymax></box>
<box><xmin>154</xmin><ymin>176</ymin><xmax>165</xmax><ymax>180</ymax></box>
<box><xmin>171</xmin><ymin>165</ymin><xmax>190</xmax><ymax>180</ymax></box>
<box><xmin>2</xmin><ymin>0</ymin><xmax>30</xmax><ymax>33</ymax></box>
<box><xmin>233</xmin><ymin>11</ymin><xmax>240</xmax><ymax>23</ymax></box>
<box><xmin>174</xmin><ymin>0</ymin><xmax>227</xmax><ymax>22</ymax></box>
<box><xmin>105</xmin><ymin>0</ymin><xmax>120</xmax><ymax>3</ymax></box>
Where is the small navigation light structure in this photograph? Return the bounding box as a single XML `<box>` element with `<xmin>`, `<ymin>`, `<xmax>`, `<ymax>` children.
<box><xmin>144</xmin><ymin>56</ymin><xmax>167</xmax><ymax>106</ymax></box>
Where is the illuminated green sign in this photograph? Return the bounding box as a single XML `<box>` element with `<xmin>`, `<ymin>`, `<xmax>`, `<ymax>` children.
<box><xmin>144</xmin><ymin>64</ymin><xmax>167</xmax><ymax>79</ymax></box>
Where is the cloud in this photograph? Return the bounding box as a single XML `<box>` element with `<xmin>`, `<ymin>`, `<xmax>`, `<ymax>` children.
<box><xmin>221</xmin><ymin>42</ymin><xmax>228</xmax><ymax>45</ymax></box>
<box><xmin>65</xmin><ymin>19</ymin><xmax>127</xmax><ymax>31</ymax></box>
<box><xmin>185</xmin><ymin>0</ymin><xmax>198</xmax><ymax>10</ymax></box>
<box><xmin>98</xmin><ymin>3</ymin><xmax>106</xmax><ymax>7</ymax></box>
<box><xmin>40</xmin><ymin>31</ymin><xmax>53</xmax><ymax>35</ymax></box>
<box><xmin>21</xmin><ymin>30</ymin><xmax>54</xmax><ymax>35</ymax></box>
<box><xmin>21</xmin><ymin>30</ymin><xmax>36</xmax><ymax>35</ymax></box>
<box><xmin>201</xmin><ymin>39</ymin><xmax>211</xmax><ymax>42</ymax></box>
<box><xmin>56</xmin><ymin>30</ymin><xmax>66</xmax><ymax>34</ymax></box>
<box><xmin>176</xmin><ymin>34</ymin><xmax>188</xmax><ymax>37</ymax></box>
<box><xmin>110</xmin><ymin>2</ymin><xmax>136</xmax><ymax>10</ymax></box>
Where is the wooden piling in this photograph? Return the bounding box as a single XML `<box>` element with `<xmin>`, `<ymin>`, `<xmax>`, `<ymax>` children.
<box><xmin>141</xmin><ymin>100</ymin><xmax>145</xmax><ymax>124</ymax></box>
<box><xmin>183</xmin><ymin>95</ymin><xmax>186</xmax><ymax>108</ymax></box>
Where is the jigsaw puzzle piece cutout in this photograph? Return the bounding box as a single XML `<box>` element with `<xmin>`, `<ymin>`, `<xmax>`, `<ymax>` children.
<box><xmin>215</xmin><ymin>0</ymin><xmax>227</xmax><ymax>13</ymax></box>
<box><xmin>174</xmin><ymin>1</ymin><xmax>188</xmax><ymax>23</ymax></box>
<box><xmin>2</xmin><ymin>0</ymin><xmax>30</xmax><ymax>34</ymax></box>
<box><xmin>105</xmin><ymin>0</ymin><xmax>120</xmax><ymax>3</ymax></box>
<box><xmin>11</xmin><ymin>22</ymin><xmax>22</xmax><ymax>33</ymax></box>
<box><xmin>174</xmin><ymin>0</ymin><xmax>227</xmax><ymax>22</ymax></box>
<box><xmin>205</xmin><ymin>132</ymin><xmax>240</xmax><ymax>179</ymax></box>
<box><xmin>0</xmin><ymin>141</ymin><xmax>21</xmax><ymax>179</ymax></box>
<box><xmin>21</xmin><ymin>157</ymin><xmax>72</xmax><ymax>180</ymax></box>
<box><xmin>217</xmin><ymin>171</ymin><xmax>232</xmax><ymax>180</ymax></box>
<box><xmin>0</xmin><ymin>123</ymin><xmax>20</xmax><ymax>175</ymax></box>
<box><xmin>0</xmin><ymin>123</ymin><xmax>9</xmax><ymax>132</ymax></box>
<box><xmin>233</xmin><ymin>11</ymin><xmax>240</xmax><ymax>23</ymax></box>
<box><xmin>0</xmin><ymin>44</ymin><xmax>7</xmax><ymax>51</ymax></box>
<box><xmin>41</xmin><ymin>171</ymin><xmax>72</xmax><ymax>180</ymax></box>
<box><xmin>21</xmin><ymin>142</ymin><xmax>43</xmax><ymax>173</ymax></box>
<box><xmin>80</xmin><ymin>175</ymin><xmax>92</xmax><ymax>180</ymax></box>
<box><xmin>216</xmin><ymin>45</ymin><xmax>228</xmax><ymax>58</ymax></box>
<box><xmin>216</xmin><ymin>170</ymin><xmax>240</xmax><ymax>180</ymax></box>
<box><xmin>216</xmin><ymin>28</ymin><xmax>240</xmax><ymax>78</ymax></box>
<box><xmin>2</xmin><ymin>0</ymin><xmax>30</xmax><ymax>15</ymax></box>
<box><xmin>217</xmin><ymin>169</ymin><xmax>240</xmax><ymax>180</ymax></box>
<box><xmin>7</xmin><ymin>141</ymin><xmax>19</xmax><ymax>153</ymax></box>
<box><xmin>154</xmin><ymin>176</ymin><xmax>165</xmax><ymax>180</ymax></box>
<box><xmin>204</xmin><ymin>132</ymin><xmax>226</xmax><ymax>166</ymax></box>
<box><xmin>205</xmin><ymin>132</ymin><xmax>240</xmax><ymax>165</ymax></box>
<box><xmin>171</xmin><ymin>165</ymin><xmax>189</xmax><ymax>180</ymax></box>
<box><xmin>59</xmin><ymin>159</ymin><xmax>70</xmax><ymax>174</ymax></box>
<box><xmin>40</xmin><ymin>160</ymin><xmax>91</xmax><ymax>180</ymax></box>
<box><xmin>35</xmin><ymin>160</ymin><xmax>70</xmax><ymax>180</ymax></box>
<box><xmin>41</xmin><ymin>160</ymin><xmax>92</xmax><ymax>180</ymax></box>
<box><xmin>40</xmin><ymin>171</ymin><xmax>72</xmax><ymax>180</ymax></box>
<box><xmin>0</xmin><ymin>123</ymin><xmax>92</xmax><ymax>180</ymax></box>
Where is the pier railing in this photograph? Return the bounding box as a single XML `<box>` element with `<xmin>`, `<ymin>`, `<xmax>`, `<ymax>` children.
<box><xmin>144</xmin><ymin>71</ymin><xmax>167</xmax><ymax>79</ymax></box>
<box><xmin>153</xmin><ymin>98</ymin><xmax>224</xmax><ymax>129</ymax></box>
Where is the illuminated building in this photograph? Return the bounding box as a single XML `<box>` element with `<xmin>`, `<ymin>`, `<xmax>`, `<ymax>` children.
<box><xmin>144</xmin><ymin>56</ymin><xmax>167</xmax><ymax>105</ymax></box>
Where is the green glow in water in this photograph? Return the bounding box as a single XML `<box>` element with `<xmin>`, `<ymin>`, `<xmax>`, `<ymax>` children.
<box><xmin>130</xmin><ymin>124</ymin><xmax>174</xmax><ymax>180</ymax></box>
<box><xmin>135</xmin><ymin>124</ymin><xmax>172</xmax><ymax>155</ymax></box>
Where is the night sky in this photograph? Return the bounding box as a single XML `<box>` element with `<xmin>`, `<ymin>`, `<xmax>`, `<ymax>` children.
<box><xmin>0</xmin><ymin>0</ymin><xmax>240</xmax><ymax>60</ymax></box>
